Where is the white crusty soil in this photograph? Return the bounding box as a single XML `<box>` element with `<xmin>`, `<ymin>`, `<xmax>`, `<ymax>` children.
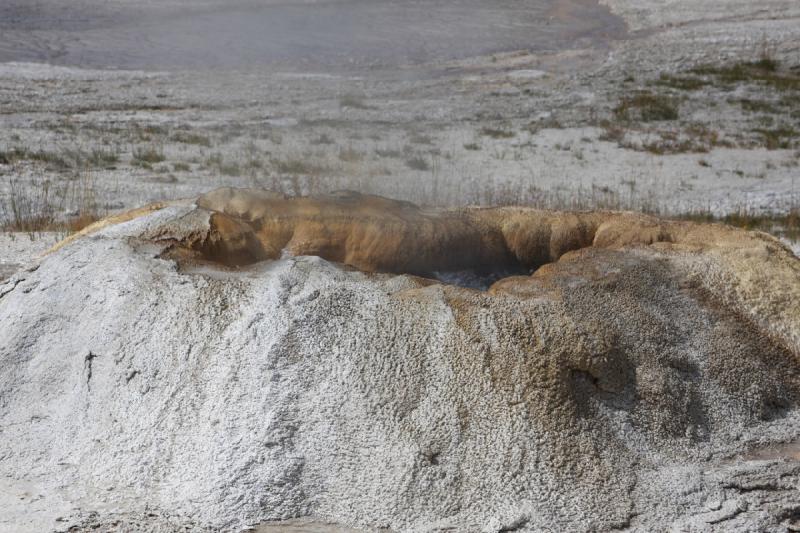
<box><xmin>0</xmin><ymin>232</ymin><xmax>60</xmax><ymax>281</ymax></box>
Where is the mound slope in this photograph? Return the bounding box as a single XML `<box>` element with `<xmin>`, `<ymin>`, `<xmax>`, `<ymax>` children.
<box><xmin>1</xmin><ymin>189</ymin><xmax>799</xmax><ymax>532</ymax></box>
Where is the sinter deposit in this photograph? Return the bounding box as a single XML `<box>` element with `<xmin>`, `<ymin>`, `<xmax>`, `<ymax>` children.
<box><xmin>1</xmin><ymin>188</ymin><xmax>800</xmax><ymax>532</ymax></box>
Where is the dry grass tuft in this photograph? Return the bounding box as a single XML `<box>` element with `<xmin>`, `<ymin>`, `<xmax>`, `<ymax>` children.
<box><xmin>614</xmin><ymin>92</ymin><xmax>679</xmax><ymax>122</ymax></box>
<box><xmin>1</xmin><ymin>175</ymin><xmax>102</xmax><ymax>236</ymax></box>
<box><xmin>678</xmin><ymin>208</ymin><xmax>800</xmax><ymax>242</ymax></box>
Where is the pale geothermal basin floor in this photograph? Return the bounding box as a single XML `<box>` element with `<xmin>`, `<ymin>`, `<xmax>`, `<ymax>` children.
<box><xmin>0</xmin><ymin>0</ymin><xmax>623</xmax><ymax>70</ymax></box>
<box><xmin>1</xmin><ymin>0</ymin><xmax>799</xmax><ymax>228</ymax></box>
<box><xmin>0</xmin><ymin>233</ymin><xmax>60</xmax><ymax>281</ymax></box>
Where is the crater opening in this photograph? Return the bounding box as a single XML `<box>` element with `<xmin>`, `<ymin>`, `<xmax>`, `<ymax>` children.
<box><xmin>431</xmin><ymin>266</ymin><xmax>532</xmax><ymax>291</ymax></box>
<box><xmin>161</xmin><ymin>188</ymin><xmax>675</xmax><ymax>290</ymax></box>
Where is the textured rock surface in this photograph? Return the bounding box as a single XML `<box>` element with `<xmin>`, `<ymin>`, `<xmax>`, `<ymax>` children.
<box><xmin>1</xmin><ymin>189</ymin><xmax>799</xmax><ymax>532</ymax></box>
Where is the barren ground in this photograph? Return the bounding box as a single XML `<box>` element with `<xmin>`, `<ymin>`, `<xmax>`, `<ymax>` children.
<box><xmin>0</xmin><ymin>1</ymin><xmax>798</xmax><ymax>225</ymax></box>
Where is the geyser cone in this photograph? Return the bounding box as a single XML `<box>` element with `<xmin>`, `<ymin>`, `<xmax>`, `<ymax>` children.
<box><xmin>1</xmin><ymin>188</ymin><xmax>799</xmax><ymax>532</ymax></box>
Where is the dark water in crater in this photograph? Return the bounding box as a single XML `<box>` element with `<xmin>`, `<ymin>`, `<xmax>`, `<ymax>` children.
<box><xmin>0</xmin><ymin>0</ymin><xmax>625</xmax><ymax>71</ymax></box>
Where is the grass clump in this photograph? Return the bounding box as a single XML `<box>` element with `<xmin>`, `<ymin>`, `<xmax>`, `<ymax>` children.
<box><xmin>0</xmin><ymin>147</ymin><xmax>67</xmax><ymax>169</ymax></box>
<box><xmin>219</xmin><ymin>162</ymin><xmax>241</xmax><ymax>176</ymax></box>
<box><xmin>691</xmin><ymin>59</ymin><xmax>800</xmax><ymax>91</ymax></box>
<box><xmin>1</xmin><ymin>175</ymin><xmax>101</xmax><ymax>236</ymax></box>
<box><xmin>201</xmin><ymin>152</ymin><xmax>242</xmax><ymax>175</ymax></box>
<box><xmin>171</xmin><ymin>132</ymin><xmax>212</xmax><ymax>147</ymax></box>
<box><xmin>405</xmin><ymin>155</ymin><xmax>430</xmax><ymax>171</ymax></box>
<box><xmin>132</xmin><ymin>146</ymin><xmax>166</xmax><ymax>165</ymax></box>
<box><xmin>1</xmin><ymin>179</ymin><xmax>61</xmax><ymax>234</ymax></box>
<box><xmin>679</xmin><ymin>208</ymin><xmax>800</xmax><ymax>242</ymax></box>
<box><xmin>653</xmin><ymin>74</ymin><xmax>710</xmax><ymax>91</ymax></box>
<box><xmin>614</xmin><ymin>92</ymin><xmax>679</xmax><ymax>122</ymax></box>
<box><xmin>480</xmin><ymin>127</ymin><xmax>515</xmax><ymax>139</ymax></box>
<box><xmin>598</xmin><ymin>121</ymin><xmax>626</xmax><ymax>143</ymax></box>
<box><xmin>408</xmin><ymin>133</ymin><xmax>434</xmax><ymax>145</ymax></box>
<box><xmin>88</xmin><ymin>148</ymin><xmax>119</xmax><ymax>167</ymax></box>
<box><xmin>753</xmin><ymin>126</ymin><xmax>800</xmax><ymax>150</ymax></box>
<box><xmin>338</xmin><ymin>147</ymin><xmax>364</xmax><ymax>163</ymax></box>
<box><xmin>375</xmin><ymin>148</ymin><xmax>403</xmax><ymax>159</ymax></box>
<box><xmin>311</xmin><ymin>133</ymin><xmax>335</xmax><ymax>145</ymax></box>
<box><xmin>245</xmin><ymin>158</ymin><xmax>264</xmax><ymax>170</ymax></box>
<box><xmin>737</xmin><ymin>98</ymin><xmax>781</xmax><ymax>114</ymax></box>
<box><xmin>204</xmin><ymin>153</ymin><xmax>224</xmax><ymax>168</ymax></box>
<box><xmin>340</xmin><ymin>94</ymin><xmax>371</xmax><ymax>110</ymax></box>
<box><xmin>0</xmin><ymin>147</ymin><xmax>119</xmax><ymax>170</ymax></box>
<box><xmin>272</xmin><ymin>158</ymin><xmax>325</xmax><ymax>175</ymax></box>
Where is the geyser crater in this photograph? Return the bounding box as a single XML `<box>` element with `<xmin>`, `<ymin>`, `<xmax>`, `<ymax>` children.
<box><xmin>161</xmin><ymin>187</ymin><xmax>613</xmax><ymax>291</ymax></box>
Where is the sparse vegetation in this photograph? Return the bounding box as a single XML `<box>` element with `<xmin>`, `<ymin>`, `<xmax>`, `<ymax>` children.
<box><xmin>408</xmin><ymin>133</ymin><xmax>433</xmax><ymax>145</ymax></box>
<box><xmin>614</xmin><ymin>92</ymin><xmax>679</xmax><ymax>122</ymax></box>
<box><xmin>0</xmin><ymin>146</ymin><xmax>119</xmax><ymax>169</ymax></box>
<box><xmin>598</xmin><ymin>122</ymin><xmax>626</xmax><ymax>143</ymax></box>
<box><xmin>204</xmin><ymin>153</ymin><xmax>224</xmax><ymax>168</ymax></box>
<box><xmin>171</xmin><ymin>132</ymin><xmax>212</xmax><ymax>147</ymax></box>
<box><xmin>480</xmin><ymin>127</ymin><xmax>515</xmax><ymax>139</ymax></box>
<box><xmin>272</xmin><ymin>158</ymin><xmax>326</xmax><ymax>175</ymax></box>
<box><xmin>753</xmin><ymin>126</ymin><xmax>800</xmax><ymax>150</ymax></box>
<box><xmin>691</xmin><ymin>59</ymin><xmax>800</xmax><ymax>91</ymax></box>
<box><xmin>340</xmin><ymin>94</ymin><xmax>371</xmax><ymax>110</ymax></box>
<box><xmin>311</xmin><ymin>133</ymin><xmax>335</xmax><ymax>145</ymax></box>
<box><xmin>375</xmin><ymin>148</ymin><xmax>403</xmax><ymax>158</ymax></box>
<box><xmin>245</xmin><ymin>158</ymin><xmax>264</xmax><ymax>170</ymax></box>
<box><xmin>338</xmin><ymin>147</ymin><xmax>364</xmax><ymax>163</ymax></box>
<box><xmin>219</xmin><ymin>162</ymin><xmax>241</xmax><ymax>176</ymax></box>
<box><xmin>132</xmin><ymin>146</ymin><xmax>166</xmax><ymax>165</ymax></box>
<box><xmin>679</xmin><ymin>208</ymin><xmax>800</xmax><ymax>242</ymax></box>
<box><xmin>653</xmin><ymin>74</ymin><xmax>710</xmax><ymax>91</ymax></box>
<box><xmin>1</xmin><ymin>175</ymin><xmax>101</xmax><ymax>236</ymax></box>
<box><xmin>737</xmin><ymin>98</ymin><xmax>781</xmax><ymax>114</ymax></box>
<box><xmin>88</xmin><ymin>148</ymin><xmax>119</xmax><ymax>167</ymax></box>
<box><xmin>405</xmin><ymin>155</ymin><xmax>430</xmax><ymax>171</ymax></box>
<box><xmin>0</xmin><ymin>46</ymin><xmax>797</xmax><ymax>243</ymax></box>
